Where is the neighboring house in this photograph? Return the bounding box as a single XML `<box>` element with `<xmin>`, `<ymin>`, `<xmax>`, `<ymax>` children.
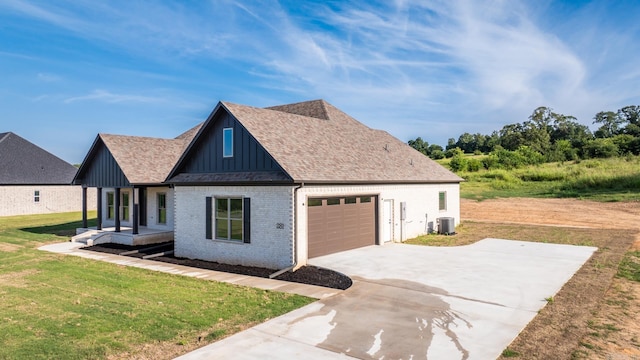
<box><xmin>0</xmin><ymin>132</ymin><xmax>96</xmax><ymax>217</ymax></box>
<box><xmin>74</xmin><ymin>100</ymin><xmax>462</xmax><ymax>270</ymax></box>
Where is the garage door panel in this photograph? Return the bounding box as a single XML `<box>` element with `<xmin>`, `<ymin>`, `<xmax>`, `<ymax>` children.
<box><xmin>308</xmin><ymin>195</ymin><xmax>377</xmax><ymax>258</ymax></box>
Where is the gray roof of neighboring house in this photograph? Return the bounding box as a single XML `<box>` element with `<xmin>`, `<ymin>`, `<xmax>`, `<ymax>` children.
<box><xmin>0</xmin><ymin>132</ymin><xmax>78</xmax><ymax>185</ymax></box>
<box><xmin>220</xmin><ymin>100</ymin><xmax>463</xmax><ymax>183</ymax></box>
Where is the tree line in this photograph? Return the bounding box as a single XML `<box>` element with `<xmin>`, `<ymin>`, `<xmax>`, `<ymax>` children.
<box><xmin>408</xmin><ymin>105</ymin><xmax>640</xmax><ymax>171</ymax></box>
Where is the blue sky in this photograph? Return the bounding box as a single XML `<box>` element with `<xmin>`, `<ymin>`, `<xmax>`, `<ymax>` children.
<box><xmin>1</xmin><ymin>0</ymin><xmax>639</xmax><ymax>164</ymax></box>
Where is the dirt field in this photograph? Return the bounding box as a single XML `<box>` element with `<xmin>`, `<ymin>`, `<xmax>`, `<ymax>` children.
<box><xmin>462</xmin><ymin>198</ymin><xmax>640</xmax><ymax>359</ymax></box>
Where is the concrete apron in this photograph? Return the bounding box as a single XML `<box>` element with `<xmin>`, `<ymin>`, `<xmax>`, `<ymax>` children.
<box><xmin>177</xmin><ymin>239</ymin><xmax>596</xmax><ymax>360</ymax></box>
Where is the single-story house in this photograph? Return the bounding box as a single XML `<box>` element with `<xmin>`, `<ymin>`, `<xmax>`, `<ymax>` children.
<box><xmin>74</xmin><ymin>100</ymin><xmax>462</xmax><ymax>270</ymax></box>
<box><xmin>0</xmin><ymin>132</ymin><xmax>96</xmax><ymax>217</ymax></box>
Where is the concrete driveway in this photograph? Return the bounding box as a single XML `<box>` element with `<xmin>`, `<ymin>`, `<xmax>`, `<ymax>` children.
<box><xmin>176</xmin><ymin>239</ymin><xmax>596</xmax><ymax>360</ymax></box>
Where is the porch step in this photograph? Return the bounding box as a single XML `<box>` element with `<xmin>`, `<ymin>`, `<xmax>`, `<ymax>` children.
<box><xmin>71</xmin><ymin>230</ymin><xmax>99</xmax><ymax>244</ymax></box>
<box><xmin>70</xmin><ymin>230</ymin><xmax>112</xmax><ymax>246</ymax></box>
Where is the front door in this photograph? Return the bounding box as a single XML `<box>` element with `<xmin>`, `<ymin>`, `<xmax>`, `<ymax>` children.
<box><xmin>383</xmin><ymin>199</ymin><xmax>393</xmax><ymax>242</ymax></box>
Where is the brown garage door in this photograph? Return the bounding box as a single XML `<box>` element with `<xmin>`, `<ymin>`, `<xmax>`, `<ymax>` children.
<box><xmin>307</xmin><ymin>195</ymin><xmax>377</xmax><ymax>258</ymax></box>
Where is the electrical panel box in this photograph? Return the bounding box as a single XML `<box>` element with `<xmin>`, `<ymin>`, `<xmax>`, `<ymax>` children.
<box><xmin>400</xmin><ymin>201</ymin><xmax>406</xmax><ymax>220</ymax></box>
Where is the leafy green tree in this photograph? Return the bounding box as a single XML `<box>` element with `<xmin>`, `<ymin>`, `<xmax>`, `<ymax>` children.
<box><xmin>446</xmin><ymin>138</ymin><xmax>457</xmax><ymax>150</ymax></box>
<box><xmin>618</xmin><ymin>105</ymin><xmax>640</xmax><ymax>126</ymax></box>
<box><xmin>522</xmin><ymin>107</ymin><xmax>553</xmax><ymax>154</ymax></box>
<box><xmin>428</xmin><ymin>144</ymin><xmax>443</xmax><ymax>153</ymax></box>
<box><xmin>455</xmin><ymin>132</ymin><xmax>475</xmax><ymax>153</ymax></box>
<box><xmin>593</xmin><ymin>111</ymin><xmax>621</xmax><ymax>138</ymax></box>
<box><xmin>550</xmin><ymin>115</ymin><xmax>592</xmax><ymax>148</ymax></box>
<box><xmin>484</xmin><ymin>131</ymin><xmax>501</xmax><ymax>152</ymax></box>
<box><xmin>499</xmin><ymin>123</ymin><xmax>525</xmax><ymax>151</ymax></box>
<box><xmin>408</xmin><ymin>137</ymin><xmax>429</xmax><ymax>155</ymax></box>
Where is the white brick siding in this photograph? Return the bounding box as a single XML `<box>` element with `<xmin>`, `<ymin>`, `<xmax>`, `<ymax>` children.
<box><xmin>0</xmin><ymin>185</ymin><xmax>97</xmax><ymax>217</ymax></box>
<box><xmin>295</xmin><ymin>183</ymin><xmax>460</xmax><ymax>265</ymax></box>
<box><xmin>174</xmin><ymin>185</ymin><xmax>295</xmax><ymax>269</ymax></box>
<box><xmin>172</xmin><ymin>183</ymin><xmax>460</xmax><ymax>269</ymax></box>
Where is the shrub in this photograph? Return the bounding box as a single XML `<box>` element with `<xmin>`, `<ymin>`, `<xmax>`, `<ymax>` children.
<box><xmin>449</xmin><ymin>154</ymin><xmax>468</xmax><ymax>172</ymax></box>
<box><xmin>466</xmin><ymin>158</ymin><xmax>482</xmax><ymax>172</ymax></box>
<box><xmin>583</xmin><ymin>138</ymin><xmax>619</xmax><ymax>158</ymax></box>
<box><xmin>515</xmin><ymin>146</ymin><xmax>545</xmax><ymax>165</ymax></box>
<box><xmin>492</xmin><ymin>148</ymin><xmax>526</xmax><ymax>169</ymax></box>
<box><xmin>429</xmin><ymin>149</ymin><xmax>445</xmax><ymax>160</ymax></box>
<box><xmin>612</xmin><ymin>134</ymin><xmax>635</xmax><ymax>155</ymax></box>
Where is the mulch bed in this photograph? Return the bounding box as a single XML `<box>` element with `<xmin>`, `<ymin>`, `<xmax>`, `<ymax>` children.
<box><xmin>84</xmin><ymin>242</ymin><xmax>352</xmax><ymax>290</ymax></box>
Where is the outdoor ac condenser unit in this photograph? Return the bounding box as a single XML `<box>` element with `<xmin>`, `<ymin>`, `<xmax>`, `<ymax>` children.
<box><xmin>437</xmin><ymin>217</ymin><xmax>455</xmax><ymax>235</ymax></box>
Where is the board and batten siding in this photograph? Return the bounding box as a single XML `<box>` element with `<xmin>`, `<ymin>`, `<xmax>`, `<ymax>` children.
<box><xmin>176</xmin><ymin>111</ymin><xmax>284</xmax><ymax>174</ymax></box>
<box><xmin>77</xmin><ymin>142</ymin><xmax>130</xmax><ymax>188</ymax></box>
<box><xmin>174</xmin><ymin>185</ymin><xmax>295</xmax><ymax>269</ymax></box>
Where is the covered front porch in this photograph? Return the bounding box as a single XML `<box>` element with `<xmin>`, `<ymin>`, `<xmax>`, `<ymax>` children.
<box><xmin>73</xmin><ymin>226</ymin><xmax>174</xmax><ymax>247</ymax></box>
<box><xmin>72</xmin><ymin>132</ymin><xmax>178</xmax><ymax>245</ymax></box>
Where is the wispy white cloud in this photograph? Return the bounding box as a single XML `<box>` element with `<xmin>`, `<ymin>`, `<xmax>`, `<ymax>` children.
<box><xmin>2</xmin><ymin>0</ymin><xmax>639</xmax><ymax>145</ymax></box>
<box><xmin>64</xmin><ymin>89</ymin><xmax>165</xmax><ymax>104</ymax></box>
<box><xmin>36</xmin><ymin>72</ymin><xmax>61</xmax><ymax>82</ymax></box>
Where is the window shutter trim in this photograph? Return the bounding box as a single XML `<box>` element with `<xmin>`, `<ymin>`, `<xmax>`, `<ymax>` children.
<box><xmin>243</xmin><ymin>197</ymin><xmax>251</xmax><ymax>243</ymax></box>
<box><xmin>205</xmin><ymin>197</ymin><xmax>212</xmax><ymax>240</ymax></box>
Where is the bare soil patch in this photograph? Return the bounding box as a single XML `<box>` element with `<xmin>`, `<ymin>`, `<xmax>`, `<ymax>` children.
<box><xmin>0</xmin><ymin>269</ymin><xmax>38</xmax><ymax>288</ymax></box>
<box><xmin>0</xmin><ymin>242</ymin><xmax>22</xmax><ymax>252</ymax></box>
<box><xmin>461</xmin><ymin>198</ymin><xmax>640</xmax><ymax>359</ymax></box>
<box><xmin>462</xmin><ymin>198</ymin><xmax>640</xmax><ymax>250</ymax></box>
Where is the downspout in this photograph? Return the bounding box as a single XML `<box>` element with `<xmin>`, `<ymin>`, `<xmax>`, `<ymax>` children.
<box><xmin>269</xmin><ymin>182</ymin><xmax>304</xmax><ymax>279</ymax></box>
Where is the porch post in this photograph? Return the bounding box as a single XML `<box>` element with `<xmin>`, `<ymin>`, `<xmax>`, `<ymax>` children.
<box><xmin>81</xmin><ymin>186</ymin><xmax>88</xmax><ymax>228</ymax></box>
<box><xmin>96</xmin><ymin>187</ymin><xmax>102</xmax><ymax>230</ymax></box>
<box><xmin>115</xmin><ymin>187</ymin><xmax>121</xmax><ymax>232</ymax></box>
<box><xmin>132</xmin><ymin>187</ymin><xmax>139</xmax><ymax>235</ymax></box>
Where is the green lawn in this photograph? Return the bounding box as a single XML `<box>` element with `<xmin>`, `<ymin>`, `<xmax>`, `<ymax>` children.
<box><xmin>438</xmin><ymin>155</ymin><xmax>640</xmax><ymax>202</ymax></box>
<box><xmin>0</xmin><ymin>211</ymin><xmax>313</xmax><ymax>359</ymax></box>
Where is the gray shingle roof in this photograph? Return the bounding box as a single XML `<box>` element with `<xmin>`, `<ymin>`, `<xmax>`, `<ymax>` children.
<box><xmin>220</xmin><ymin>100</ymin><xmax>462</xmax><ymax>183</ymax></box>
<box><xmin>0</xmin><ymin>132</ymin><xmax>78</xmax><ymax>185</ymax></box>
<box><xmin>175</xmin><ymin>122</ymin><xmax>204</xmax><ymax>140</ymax></box>
<box><xmin>98</xmin><ymin>134</ymin><xmax>191</xmax><ymax>184</ymax></box>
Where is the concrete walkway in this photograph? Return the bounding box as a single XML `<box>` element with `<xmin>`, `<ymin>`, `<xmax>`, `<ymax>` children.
<box><xmin>176</xmin><ymin>239</ymin><xmax>597</xmax><ymax>360</ymax></box>
<box><xmin>38</xmin><ymin>242</ymin><xmax>340</xmax><ymax>299</ymax></box>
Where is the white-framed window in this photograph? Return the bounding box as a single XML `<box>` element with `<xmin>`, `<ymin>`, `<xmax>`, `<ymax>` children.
<box><xmin>157</xmin><ymin>193</ymin><xmax>167</xmax><ymax>224</ymax></box>
<box><xmin>215</xmin><ymin>197</ymin><xmax>243</xmax><ymax>241</ymax></box>
<box><xmin>439</xmin><ymin>191</ymin><xmax>447</xmax><ymax>211</ymax></box>
<box><xmin>107</xmin><ymin>192</ymin><xmax>115</xmax><ymax>219</ymax></box>
<box><xmin>34</xmin><ymin>190</ymin><xmax>40</xmax><ymax>203</ymax></box>
<box><xmin>223</xmin><ymin>128</ymin><xmax>233</xmax><ymax>158</ymax></box>
<box><xmin>121</xmin><ymin>191</ymin><xmax>130</xmax><ymax>221</ymax></box>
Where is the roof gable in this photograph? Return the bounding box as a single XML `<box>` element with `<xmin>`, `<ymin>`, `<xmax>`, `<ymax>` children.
<box><xmin>73</xmin><ymin>136</ymin><xmax>130</xmax><ymax>187</ymax></box>
<box><xmin>74</xmin><ymin>132</ymin><xmax>193</xmax><ymax>186</ymax></box>
<box><xmin>168</xmin><ymin>104</ymin><xmax>291</xmax><ymax>184</ymax></box>
<box><xmin>0</xmin><ymin>132</ymin><xmax>78</xmax><ymax>185</ymax></box>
